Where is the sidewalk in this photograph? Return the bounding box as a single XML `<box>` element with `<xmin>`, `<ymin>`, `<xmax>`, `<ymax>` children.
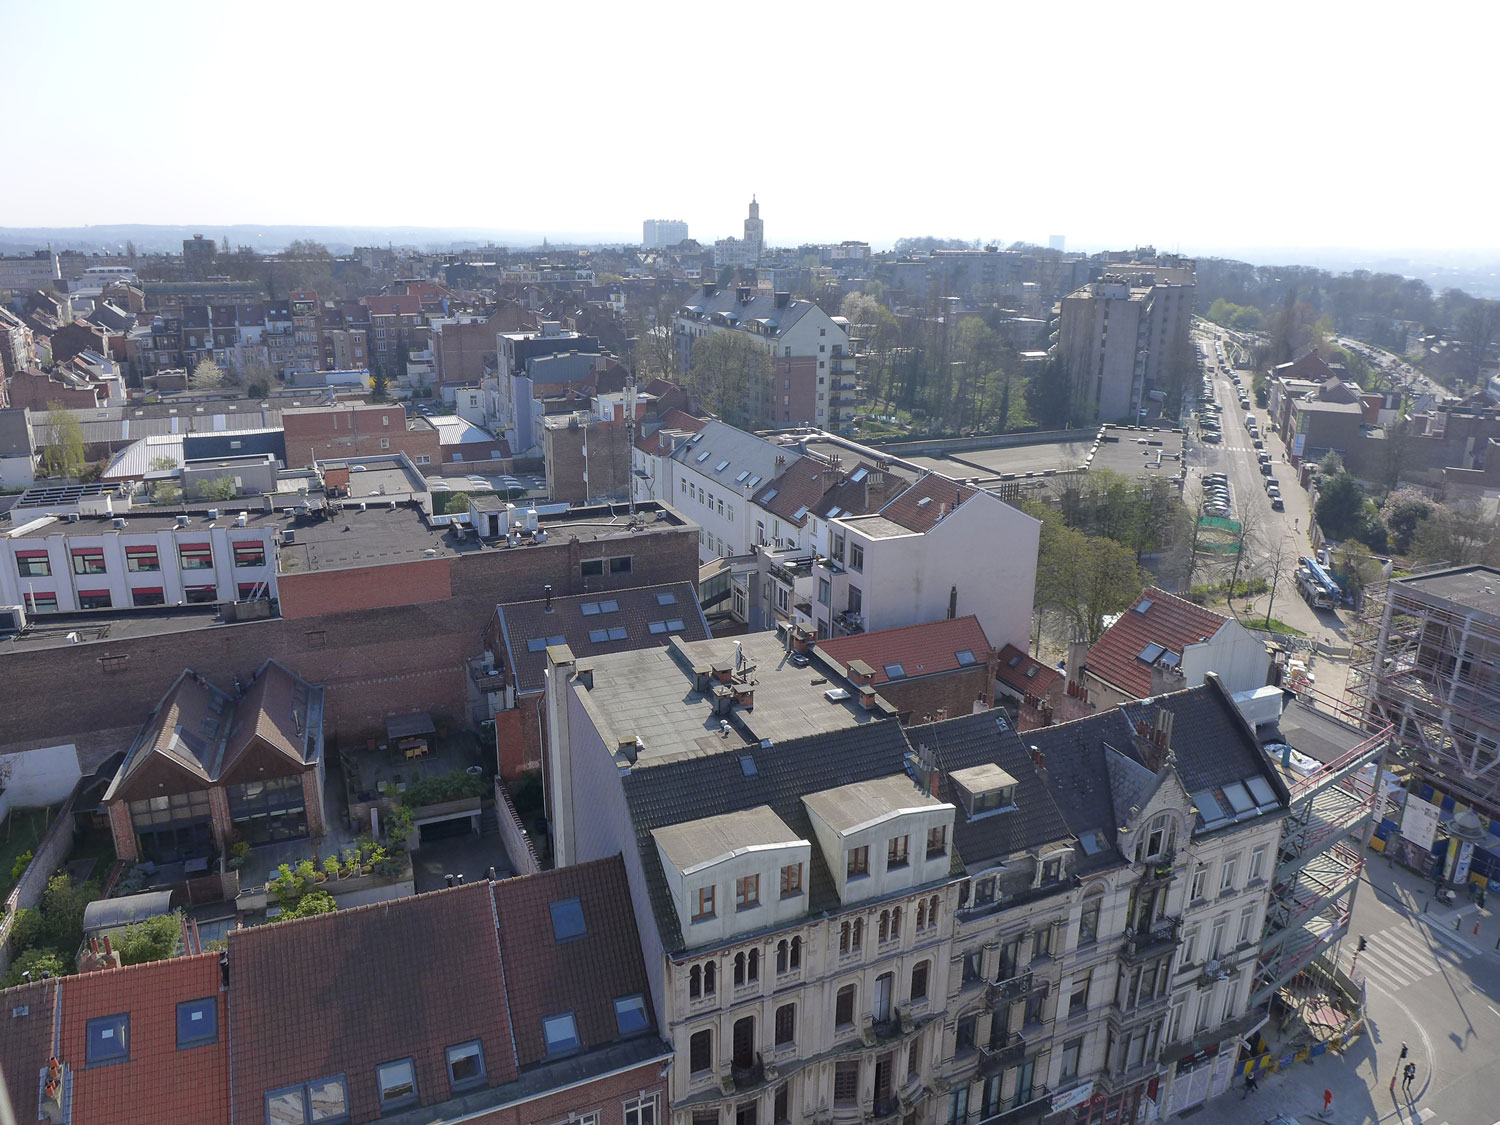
<box><xmin>1360</xmin><ymin>849</ymin><xmax>1495</xmax><ymax>960</ymax></box>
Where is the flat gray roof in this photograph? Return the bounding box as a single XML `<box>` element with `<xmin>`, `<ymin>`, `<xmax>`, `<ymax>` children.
<box><xmin>577</xmin><ymin>632</ymin><xmax>874</xmax><ymax>766</ymax></box>
<box><xmin>278</xmin><ymin>505</ymin><xmax>456</xmax><ymax>574</ymax></box>
<box><xmin>1399</xmin><ymin>566</ymin><xmax>1500</xmax><ymax>619</ymax></box>
<box><xmin>1270</xmin><ymin>699</ymin><xmax>1372</xmax><ymax>766</ymax></box>
<box><xmin>802</xmin><ymin>773</ymin><xmax>947</xmax><ymax>835</ymax></box>
<box><xmin>652</xmin><ymin>806</ymin><xmax>802</xmax><ymax>873</ymax></box>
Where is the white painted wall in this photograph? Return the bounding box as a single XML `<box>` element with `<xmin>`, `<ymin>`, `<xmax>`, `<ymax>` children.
<box><xmin>1180</xmin><ymin>620</ymin><xmax>1273</xmax><ymax>697</ymax></box>
<box><xmin>0</xmin><ymin>743</ymin><xmax>81</xmax><ymax>812</ymax></box>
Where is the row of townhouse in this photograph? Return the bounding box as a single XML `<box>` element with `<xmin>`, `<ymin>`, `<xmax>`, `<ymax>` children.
<box><xmin>631</xmin><ymin>419</ymin><xmax>1039</xmax><ymax>655</ymax></box>
<box><xmin>541</xmin><ymin>624</ymin><xmax>1291</xmax><ymax>1125</ymax></box>
<box><xmin>0</xmin><ymin>859</ymin><xmax>673</xmax><ymax>1125</ymax></box>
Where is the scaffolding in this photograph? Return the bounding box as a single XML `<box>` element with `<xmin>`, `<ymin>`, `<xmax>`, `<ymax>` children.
<box><xmin>1253</xmin><ymin>711</ymin><xmax>1390</xmax><ymax>1008</ymax></box>
<box><xmin>1344</xmin><ymin>567</ymin><xmax>1500</xmax><ymax>821</ymax></box>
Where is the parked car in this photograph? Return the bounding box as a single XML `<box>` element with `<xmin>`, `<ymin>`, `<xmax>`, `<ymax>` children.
<box><xmin>1265</xmin><ymin>476</ymin><xmax>1280</xmax><ymax>493</ymax></box>
<box><xmin>1253</xmin><ymin>438</ymin><xmax>1264</xmax><ymax>449</ymax></box>
<box><xmin>1271</xmin><ymin>497</ymin><xmax>1285</xmax><ymax>511</ymax></box>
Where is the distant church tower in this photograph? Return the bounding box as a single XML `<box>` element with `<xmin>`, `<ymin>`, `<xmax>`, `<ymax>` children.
<box><xmin>743</xmin><ymin>196</ymin><xmax>764</xmax><ymax>263</ymax></box>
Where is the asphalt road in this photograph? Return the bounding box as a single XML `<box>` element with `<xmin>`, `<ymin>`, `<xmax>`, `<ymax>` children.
<box><xmin>1185</xmin><ymin>332</ymin><xmax>1346</xmax><ymax>647</ymax></box>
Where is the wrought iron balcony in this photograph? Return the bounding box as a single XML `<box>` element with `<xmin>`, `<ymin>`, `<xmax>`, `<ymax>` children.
<box><xmin>979</xmin><ymin>1084</ymin><xmax>1051</xmax><ymax>1124</ymax></box>
<box><xmin>987</xmin><ymin>970</ymin><xmax>1032</xmax><ymax>1006</ymax></box>
<box><xmin>731</xmin><ymin>1054</ymin><xmax>765</xmax><ymax>1090</ymax></box>
<box><xmin>1122</xmin><ymin>915</ymin><xmax>1183</xmax><ymax>962</ymax></box>
<box><xmin>978</xmin><ymin>1031</ymin><xmax>1026</xmax><ymax>1075</ymax></box>
<box><xmin>1140</xmin><ymin>846</ymin><xmax>1177</xmax><ymax>884</ymax></box>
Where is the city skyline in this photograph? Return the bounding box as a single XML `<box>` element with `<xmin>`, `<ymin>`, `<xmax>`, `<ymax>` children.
<box><xmin>3</xmin><ymin>2</ymin><xmax>1497</xmax><ymax>256</ymax></box>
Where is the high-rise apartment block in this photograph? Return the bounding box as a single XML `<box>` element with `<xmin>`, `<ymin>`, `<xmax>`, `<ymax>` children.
<box><xmin>1057</xmin><ymin>260</ymin><xmax>1194</xmax><ymax>424</ymax></box>
<box><xmin>645</xmin><ymin>219</ymin><xmax>690</xmax><ymax>248</ymax></box>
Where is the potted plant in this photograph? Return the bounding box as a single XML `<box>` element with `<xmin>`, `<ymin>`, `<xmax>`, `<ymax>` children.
<box><xmin>295</xmin><ymin>859</ymin><xmax>318</xmax><ymax>886</ymax></box>
<box><xmin>342</xmin><ymin>848</ymin><xmax>359</xmax><ymax>879</ymax></box>
<box><xmin>322</xmin><ymin>855</ymin><xmax>340</xmax><ymax>882</ymax></box>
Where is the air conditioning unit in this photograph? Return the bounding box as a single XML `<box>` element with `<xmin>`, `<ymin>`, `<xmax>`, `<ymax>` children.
<box><xmin>0</xmin><ymin>605</ymin><xmax>25</xmax><ymax>634</ymax></box>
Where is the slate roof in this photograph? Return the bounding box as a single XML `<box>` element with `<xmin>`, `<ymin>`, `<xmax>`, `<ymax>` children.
<box><xmin>753</xmin><ymin>455</ymin><xmax>844</xmax><ymax>527</ymax></box>
<box><xmin>995</xmin><ymin>644</ymin><xmax>1061</xmax><ymax>698</ymax></box>
<box><xmin>620</xmin><ymin>721</ymin><xmax>920</xmax><ymax>953</ymax></box>
<box><xmin>635</xmin><ymin>408</ymin><xmax>706</xmax><ymax>455</ymax></box>
<box><xmin>492</xmin><ymin>857</ymin><xmax>658</xmax><ymax>1068</ymax></box>
<box><xmin>220</xmin><ymin>660</ymin><xmax>318</xmax><ymax>777</ymax></box>
<box><xmin>877</xmin><ymin>472</ymin><xmax>978</xmax><ymax>533</ymax></box>
<box><xmin>671</xmin><ymin>419</ymin><xmax>793</xmax><ymax>494</ymax></box>
<box><xmin>815</xmin><ymin>616</ymin><xmax>992</xmax><ymax>687</ymax></box>
<box><xmin>227</xmin><ymin>883</ymin><xmax>519</xmax><ymax>1123</ymax></box>
<box><xmin>905</xmin><ymin>711</ymin><xmax>1074</xmax><ymax>868</ymax></box>
<box><xmin>1084</xmin><ymin>586</ymin><xmax>1227</xmax><ymax>700</ymax></box>
<box><xmin>679</xmin><ymin>288</ymin><xmax>819</xmax><ymax>337</ymax></box>
<box><xmin>496</xmin><ymin>581</ymin><xmax>708</xmax><ymax>695</ymax></box>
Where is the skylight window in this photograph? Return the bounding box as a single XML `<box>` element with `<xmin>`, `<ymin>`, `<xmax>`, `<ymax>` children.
<box><xmin>826</xmin><ymin>507</ymin><xmax>841</xmax><ymax>518</ymax></box>
<box><xmin>740</xmin><ymin>755</ymin><xmax>757</xmax><ymax>777</ymax></box>
<box><xmin>884</xmin><ymin>663</ymin><xmax>907</xmax><ymax>679</ymax></box>
<box><xmin>1245</xmin><ymin>775</ymin><xmax>1278</xmax><ymax>809</ymax></box>
<box><xmin>1159</xmin><ymin>650</ymin><xmax>1181</xmax><ymax>669</ymax></box>
<box><xmin>761</xmin><ymin>488</ymin><xmax>779</xmax><ymax>502</ymax></box>
<box><xmin>1222</xmin><ymin>781</ymin><xmax>1255</xmax><ymax>814</ymax></box>
<box><xmin>696</xmin><ymin>450</ymin><xmax>711</xmax><ymax>462</ymax></box>
<box><xmin>648</xmin><ymin>621</ymin><xmax>668</xmax><ymax>634</ymax></box>
<box><xmin>599</xmin><ymin>599</ymin><xmax>619</xmax><ymax>613</ymax></box>
<box><xmin>526</xmin><ymin>637</ymin><xmax>549</xmax><ymax>652</ymax></box>
<box><xmin>792</xmin><ymin>505</ymin><xmax>809</xmax><ymax>521</ymax></box>
<box><xmin>747</xmin><ymin>476</ymin><xmax>762</xmax><ymax>488</ymax></box>
<box><xmin>666</xmin><ymin>618</ymin><xmax>685</xmax><ymax>632</ymax></box>
<box><xmin>542</xmin><ymin>1012</ymin><xmax>580</xmax><ymax>1057</ymax></box>
<box><xmin>176</xmin><ymin>998</ymin><xmax>217</xmax><ymax>1049</ymax></box>
<box><xmin>657</xmin><ymin>592</ymin><xmax>677</xmax><ymax>605</ymax></box>
<box><xmin>607</xmin><ymin>626</ymin><xmax>627</xmax><ymax>641</ymax></box>
<box><xmin>550</xmin><ymin>897</ymin><xmax>586</xmax><ymax>942</ymax></box>
<box><xmin>736</xmin><ymin>470</ymin><xmax>750</xmax><ymax>483</ymax></box>
<box><xmin>917</xmin><ymin>496</ymin><xmax>933</xmax><ymax>507</ymax></box>
<box><xmin>1138</xmin><ymin>642</ymin><xmax>1166</xmax><ymax>664</ymax></box>
<box><xmin>715</xmin><ymin>460</ymin><xmax>730</xmax><ymax>472</ymax></box>
<box><xmin>614</xmin><ymin>994</ymin><xmax>650</xmax><ymax>1037</ymax></box>
<box><xmin>1134</xmin><ymin>598</ymin><xmax>1154</xmax><ymax>614</ymax></box>
<box><xmin>87</xmin><ymin>1013</ymin><xmax>130</xmax><ymax>1066</ymax></box>
<box><xmin>589</xmin><ymin>628</ymin><xmax>609</xmax><ymax>643</ymax></box>
<box><xmin>956</xmin><ymin>650</ymin><xmax>977</xmax><ymax>666</ymax></box>
<box><xmin>1007</xmin><ymin>653</ymin><xmax>1023</xmax><ymax>668</ymax></box>
<box><xmin>850</xmin><ymin>468</ymin><xmax>868</xmax><ymax>483</ymax></box>
<box><xmin>548</xmin><ymin>635</ymin><xmax>566</xmax><ymax>647</ymax></box>
<box><xmin>580</xmin><ymin>602</ymin><xmax>600</xmax><ymax>616</ymax></box>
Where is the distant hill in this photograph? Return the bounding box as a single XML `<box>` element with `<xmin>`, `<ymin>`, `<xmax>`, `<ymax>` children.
<box><xmin>0</xmin><ymin>223</ymin><xmax>636</xmax><ymax>255</ymax></box>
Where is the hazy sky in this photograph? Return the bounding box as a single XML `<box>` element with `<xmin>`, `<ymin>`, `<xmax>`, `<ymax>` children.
<box><xmin>4</xmin><ymin>1</ymin><xmax>1496</xmax><ymax>254</ymax></box>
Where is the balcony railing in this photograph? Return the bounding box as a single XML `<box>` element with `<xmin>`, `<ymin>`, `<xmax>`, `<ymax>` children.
<box><xmin>979</xmin><ymin>1084</ymin><xmax>1051</xmax><ymax>1124</ymax></box>
<box><xmin>1140</xmin><ymin>846</ymin><xmax>1177</xmax><ymax>884</ymax></box>
<box><xmin>731</xmin><ymin>1054</ymin><xmax>765</xmax><ymax>1090</ymax></box>
<box><xmin>1122</xmin><ymin>915</ymin><xmax>1182</xmax><ymax>961</ymax></box>
<box><xmin>987</xmin><ymin>970</ymin><xmax>1032</xmax><ymax>1006</ymax></box>
<box><xmin>978</xmin><ymin>1031</ymin><xmax>1026</xmax><ymax>1075</ymax></box>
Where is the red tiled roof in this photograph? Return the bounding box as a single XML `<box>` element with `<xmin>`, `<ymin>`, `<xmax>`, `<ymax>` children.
<box><xmin>878</xmin><ymin>472</ymin><xmax>977</xmax><ymax>533</ymax></box>
<box><xmin>365</xmin><ymin>294</ymin><xmax>422</xmax><ymax>316</ymax></box>
<box><xmin>63</xmin><ymin>954</ymin><xmax>229</xmax><ymax>1125</ymax></box>
<box><xmin>994</xmin><ymin>644</ymin><xmax>1061</xmax><ymax>698</ymax></box>
<box><xmin>815</xmin><ymin>615</ymin><xmax>992</xmax><ymax>687</ymax></box>
<box><xmin>492</xmin><ymin>855</ymin><xmax>656</xmax><ymax>1066</ymax></box>
<box><xmin>227</xmin><ymin>883</ymin><xmax>517</xmax><ymax>1123</ymax></box>
<box><xmin>753</xmin><ymin>455</ymin><xmax>842</xmax><ymax>527</ymax></box>
<box><xmin>1083</xmin><ymin>586</ymin><xmax>1227</xmax><ymax>700</ymax></box>
<box><xmin>0</xmin><ymin>980</ymin><xmax>58</xmax><ymax>1123</ymax></box>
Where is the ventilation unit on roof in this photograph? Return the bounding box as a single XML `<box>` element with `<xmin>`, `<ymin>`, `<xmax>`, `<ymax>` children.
<box><xmin>824</xmin><ymin>687</ymin><xmax>851</xmax><ymax>702</ymax></box>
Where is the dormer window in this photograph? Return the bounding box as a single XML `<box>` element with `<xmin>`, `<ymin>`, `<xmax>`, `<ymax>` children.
<box><xmin>847</xmin><ymin>846</ymin><xmax>870</xmax><ymax>879</ymax></box>
<box><xmin>1139</xmin><ymin>813</ymin><xmax>1175</xmax><ymax>863</ymax></box>
<box><xmin>950</xmin><ymin>764</ymin><xmax>1018</xmax><ymax>817</ymax></box>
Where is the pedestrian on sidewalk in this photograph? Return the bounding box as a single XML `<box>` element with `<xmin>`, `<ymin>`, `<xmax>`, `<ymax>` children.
<box><xmin>1242</xmin><ymin>1071</ymin><xmax>1258</xmax><ymax>1098</ymax></box>
<box><xmin>1403</xmin><ymin>1061</ymin><xmax>1416</xmax><ymax>1095</ymax></box>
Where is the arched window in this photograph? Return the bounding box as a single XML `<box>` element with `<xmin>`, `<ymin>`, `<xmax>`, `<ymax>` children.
<box><xmin>852</xmin><ymin>919</ymin><xmax>864</xmax><ymax>950</ymax></box>
<box><xmin>690</xmin><ymin>964</ymin><xmax>702</xmax><ymax>999</ymax></box>
<box><xmin>878</xmin><ymin>911</ymin><xmax>890</xmax><ymax>942</ymax></box>
<box><xmin>704</xmin><ymin>960</ymin><xmax>717</xmax><ymax>995</ymax></box>
<box><xmin>917</xmin><ymin>900</ymin><xmax>928</xmax><ymax>931</ymax></box>
<box><xmin>929</xmin><ymin>895</ymin><xmax>940</xmax><ymax>928</ymax></box>
<box><xmin>734</xmin><ymin>952</ymin><xmax>746</xmax><ymax>987</ymax></box>
<box><xmin>776</xmin><ymin>939</ymin><xmax>789</xmax><ymax>974</ymax></box>
<box><xmin>840</xmin><ymin>921</ymin><xmax>851</xmax><ymax>954</ymax></box>
<box><xmin>748</xmin><ymin>948</ymin><xmax>760</xmax><ymax>982</ymax></box>
<box><xmin>892</xmin><ymin>906</ymin><xmax>902</xmax><ymax>939</ymax></box>
<box><xmin>790</xmin><ymin>936</ymin><xmax>802</xmax><ymax>970</ymax></box>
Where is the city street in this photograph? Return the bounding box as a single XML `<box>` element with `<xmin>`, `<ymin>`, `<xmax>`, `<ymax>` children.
<box><xmin>1185</xmin><ymin>331</ymin><xmax>1348</xmax><ymax>648</ymax></box>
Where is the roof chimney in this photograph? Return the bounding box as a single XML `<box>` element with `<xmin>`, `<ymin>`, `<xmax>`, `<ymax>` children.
<box><xmin>775</xmin><ymin>291</ymin><xmax>790</xmax><ymax>309</ymax></box>
<box><xmin>544</xmin><ymin>584</ymin><xmax>553</xmax><ymax>612</ymax></box>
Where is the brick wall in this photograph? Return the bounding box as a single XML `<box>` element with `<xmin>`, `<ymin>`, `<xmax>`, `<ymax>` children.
<box><xmin>278</xmin><ymin>556</ymin><xmax>454</xmax><ymax>619</ymax></box>
<box><xmin>0</xmin><ymin>790</ymin><xmax>79</xmax><ymax>974</ymax></box>
<box><xmin>281</xmin><ymin>404</ymin><xmax>440</xmax><ymax>469</ymax></box>
<box><xmin>876</xmin><ymin>666</ymin><xmax>993</xmax><ymax>725</ymax></box>
<box><xmin>544</xmin><ymin>419</ymin><xmax>633</xmax><ymax>504</ymax></box>
<box><xmin>436</xmin><ymin>319</ymin><xmax>497</xmax><ymax>386</ymax></box>
<box><xmin>456</xmin><ymin>1061</ymin><xmax>665</xmax><ymax>1125</ymax></box>
<box><xmin>492</xmin><ymin>777</ymin><xmax>540</xmax><ymax>876</ymax></box>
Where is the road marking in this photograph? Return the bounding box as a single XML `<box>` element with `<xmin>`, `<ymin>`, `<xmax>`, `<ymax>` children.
<box><xmin>1356</xmin><ymin>923</ymin><xmax>1471</xmax><ymax>990</ymax></box>
<box><xmin>1488</xmin><ymin>1005</ymin><xmax>1500</xmax><ymax>1020</ymax></box>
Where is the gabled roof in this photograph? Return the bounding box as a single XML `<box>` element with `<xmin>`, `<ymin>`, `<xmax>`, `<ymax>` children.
<box><xmin>492</xmin><ymin>857</ymin><xmax>658</xmax><ymax>1067</ymax></box>
<box><xmin>752</xmin><ymin>455</ymin><xmax>844</xmax><ymax>527</ymax></box>
<box><xmin>227</xmin><ymin>883</ymin><xmax>519</xmax><ymax>1123</ymax></box>
<box><xmin>994</xmin><ymin>644</ymin><xmax>1061</xmax><ymax>698</ymax></box>
<box><xmin>497</xmin><ymin>582</ymin><xmax>709</xmax><ymax>695</ymax></box>
<box><xmin>634</xmin><ymin>408</ymin><xmax>706</xmax><ymax>455</ymax></box>
<box><xmin>1084</xmin><ymin>586</ymin><xmax>1227</xmax><ymax>700</ymax></box>
<box><xmin>220</xmin><ymin>660</ymin><xmax>319</xmax><ymax>780</ymax></box>
<box><xmin>109</xmin><ymin>670</ymin><xmax>230</xmax><ymax>797</ymax></box>
<box><xmin>816</xmin><ymin>616</ymin><xmax>992</xmax><ymax>688</ymax></box>
<box><xmin>670</xmin><ymin>419</ymin><xmax>791</xmax><ymax>492</ymax></box>
<box><xmin>877</xmin><ymin>471</ymin><xmax>978</xmax><ymax>533</ymax></box>
<box><xmin>0</xmin><ymin>979</ymin><xmax>57</xmax><ymax>1123</ymax></box>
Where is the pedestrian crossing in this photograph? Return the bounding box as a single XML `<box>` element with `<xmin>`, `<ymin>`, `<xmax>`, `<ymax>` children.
<box><xmin>1353</xmin><ymin>922</ymin><xmax>1472</xmax><ymax>992</ymax></box>
<box><xmin>1413</xmin><ymin>1107</ymin><xmax>1498</xmax><ymax>1125</ymax></box>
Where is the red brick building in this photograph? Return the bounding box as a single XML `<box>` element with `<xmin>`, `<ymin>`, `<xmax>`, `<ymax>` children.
<box><xmin>103</xmin><ymin>660</ymin><xmax>326</xmax><ymax>864</ymax></box>
<box><xmin>814</xmin><ymin>614</ymin><xmax>999</xmax><ymax>723</ymax></box>
<box><xmin>281</xmin><ymin>401</ymin><xmax>441</xmax><ymax>468</ymax></box>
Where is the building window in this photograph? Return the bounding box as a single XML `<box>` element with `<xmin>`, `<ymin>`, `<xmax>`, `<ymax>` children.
<box><xmin>376</xmin><ymin>1059</ymin><xmax>418</xmax><ymax>1111</ymax></box>
<box><xmin>887</xmin><ymin>835</ymin><xmax>909</xmax><ymax>869</ymax></box>
<box><xmin>780</xmin><ymin>863</ymin><xmax>803</xmax><ymax>897</ymax></box>
<box><xmin>132</xmin><ymin>587</ymin><xmax>166</xmax><ymax>607</ymax></box>
<box><xmin>125</xmin><ymin>546</ymin><xmax>159</xmax><ymax>572</ymax></box>
<box><xmin>233</xmin><ymin>541</ymin><xmax>266</xmax><ymax>568</ymax></box>
<box><xmin>86</xmin><ymin>1013</ymin><xmax>130</xmax><ymax>1066</ymax></box>
<box><xmin>847</xmin><ymin>846</ymin><xmax>869</xmax><ymax>879</ymax></box>
<box><xmin>833</xmin><ymin>1061</ymin><xmax>860</xmax><ymax>1105</ymax></box>
<box><xmin>610</xmin><ymin>556</ymin><xmax>633</xmax><ymax>574</ymax></box>
<box><xmin>15</xmin><ymin>552</ymin><xmax>51</xmax><ymax>577</ymax></box>
<box><xmin>736</xmin><ymin>1102</ymin><xmax>758</xmax><ymax>1125</ymax></box>
<box><xmin>70</xmin><ymin>547</ymin><xmax>107</xmax><ymax>575</ymax></box>
<box><xmin>178</xmin><ymin>543</ymin><xmax>214</xmax><ymax>570</ymax></box>
<box><xmin>947</xmin><ymin>1085</ymin><xmax>968</xmax><ymax>1125</ymax></box>
<box><xmin>962</xmin><ymin>949</ymin><xmax>983</xmax><ymax>983</ymax></box>
<box><xmin>850</xmin><ymin>544</ymin><xmax>864</xmax><ymax>571</ymax></box>
<box><xmin>775</xmin><ymin>1003</ymin><xmax>795</xmax><ymax>1047</ymax></box>
<box><xmin>625</xmin><ymin>1095</ymin><xmax>658</xmax><ymax>1125</ymax></box>
<box><xmin>176</xmin><ymin>998</ymin><xmax>216</xmax><ymax>1049</ymax></box>
<box><xmin>615</xmin><ymin>993</ymin><xmax>650</xmax><ymax>1037</ymax></box>
<box><xmin>733</xmin><ymin>949</ymin><xmax>760</xmax><ymax>987</ymax></box>
<box><xmin>1220</xmin><ymin>854</ymin><xmax>1238</xmax><ymax>894</ymax></box>
<box><xmin>265</xmin><ymin>1075</ymin><xmax>347</xmax><ymax>1124</ymax></box>
<box><xmin>835</xmin><ymin>984</ymin><xmax>856</xmax><ymax>1027</ymax></box>
<box><xmin>926</xmin><ymin>826</ymin><xmax>947</xmax><ymax>859</ymax></box>
<box><xmin>1069</xmin><ymin>970</ymin><xmax>1091</xmax><ymax>1016</ymax></box>
<box><xmin>1190</xmin><ymin>864</ymin><xmax>1207</xmax><ymax>901</ymax></box>
<box><xmin>581</xmin><ymin>559</ymin><xmax>605</xmax><ymax>578</ymax></box>
<box><xmin>78</xmin><ymin>590</ymin><xmax>112</xmax><ymax>610</ymax></box>
<box><xmin>1079</xmin><ymin>892</ymin><xmax>1102</xmax><ymax>944</ymax></box>
<box><xmin>542</xmin><ymin>1012</ymin><xmax>580</xmax><ymax>1057</ymax></box>
<box><xmin>690</xmin><ymin>1028</ymin><xmax>713</xmax><ymax>1074</ymax></box>
<box><xmin>736</xmin><ymin>875</ymin><xmax>760</xmax><ymax>911</ymax></box>
<box><xmin>911</xmin><ymin>960</ymin><xmax>929</xmax><ymax>1001</ymax></box>
<box><xmin>1060</xmin><ymin>1037</ymin><xmax>1083</xmax><ymax>1081</ymax></box>
<box><xmin>1237</xmin><ymin>905</ymin><xmax>1258</xmax><ymax>946</ymax></box>
<box><xmin>847</xmin><ymin>586</ymin><xmax>862</xmax><ymax>614</ymax></box>
<box><xmin>1249</xmin><ymin>846</ymin><xmax>1267</xmax><ymax>883</ymax></box>
<box><xmin>444</xmin><ymin>1038</ymin><xmax>486</xmax><ymax>1092</ymax></box>
<box><xmin>695</xmin><ymin>885</ymin><xmax>716</xmax><ymax>921</ymax></box>
<box><xmin>817</xmin><ymin>578</ymin><xmax>830</xmax><ymax>606</ymax></box>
